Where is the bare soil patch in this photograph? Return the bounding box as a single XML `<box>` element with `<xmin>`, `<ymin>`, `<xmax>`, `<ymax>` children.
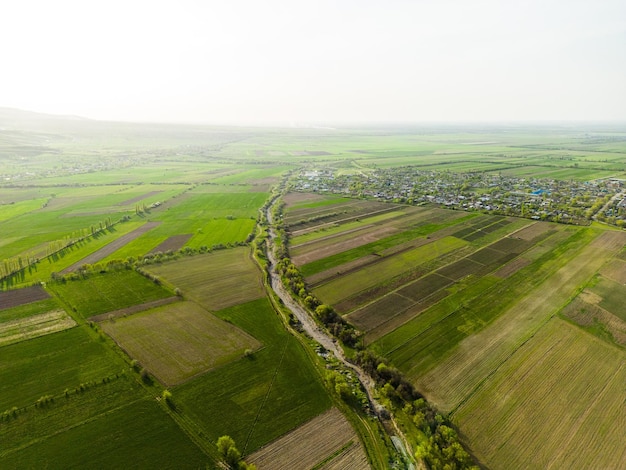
<box><xmin>347</xmin><ymin>293</ymin><xmax>416</xmax><ymax>332</ymax></box>
<box><xmin>148</xmin><ymin>234</ymin><xmax>192</xmax><ymax>254</ymax></box>
<box><xmin>62</xmin><ymin>221</ymin><xmax>160</xmax><ymax>273</ymax></box>
<box><xmin>579</xmin><ymin>290</ymin><xmax>602</xmax><ymax>305</ymax></box>
<box><xmin>493</xmin><ymin>257</ymin><xmax>531</xmax><ymax>279</ymax></box>
<box><xmin>283</xmin><ymin>192</ymin><xmax>327</xmax><ymax>206</ymax></box>
<box><xmin>365</xmin><ymin>290</ymin><xmax>450</xmax><ymax>344</ymax></box>
<box><xmin>117</xmin><ymin>191</ymin><xmax>163</xmax><ymax>206</ymax></box>
<box><xmin>513</xmin><ymin>221</ymin><xmax>555</xmax><ymax>241</ymax></box>
<box><xmin>247</xmin><ymin>407</ymin><xmax>363</xmax><ymax>470</ymax></box>
<box><xmin>397</xmin><ymin>273</ymin><xmax>453</xmax><ymax>302</ymax></box>
<box><xmin>436</xmin><ymin>258</ymin><xmax>484</xmax><ymax>280</ymax></box>
<box><xmin>489</xmin><ymin>237</ymin><xmax>531</xmax><ymax>253</ymax></box>
<box><xmin>0</xmin><ymin>285</ymin><xmax>50</xmax><ymax>310</ymax></box>
<box><xmin>468</xmin><ymin>247</ymin><xmax>509</xmax><ymax>265</ymax></box>
<box><xmin>318</xmin><ymin>441</ymin><xmax>369</xmax><ymax>470</ymax></box>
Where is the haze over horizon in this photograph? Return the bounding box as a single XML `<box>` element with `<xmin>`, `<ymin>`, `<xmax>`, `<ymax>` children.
<box><xmin>2</xmin><ymin>0</ymin><xmax>625</xmax><ymax>126</ymax></box>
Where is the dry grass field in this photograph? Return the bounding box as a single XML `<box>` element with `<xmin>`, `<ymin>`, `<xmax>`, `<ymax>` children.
<box><xmin>101</xmin><ymin>301</ymin><xmax>260</xmax><ymax>386</ymax></box>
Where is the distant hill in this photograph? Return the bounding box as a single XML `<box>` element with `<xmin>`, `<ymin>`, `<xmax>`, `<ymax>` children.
<box><xmin>0</xmin><ymin>107</ymin><xmax>89</xmax><ymax>133</ymax></box>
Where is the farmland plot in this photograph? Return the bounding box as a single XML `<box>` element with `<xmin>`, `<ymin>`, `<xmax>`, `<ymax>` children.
<box><xmin>0</xmin><ymin>285</ymin><xmax>50</xmax><ymax>309</ymax></box>
<box><xmin>312</xmin><ymin>236</ymin><xmax>467</xmax><ymax>305</ymax></box>
<box><xmin>175</xmin><ymin>298</ymin><xmax>331</xmax><ymax>455</ymax></box>
<box><xmin>0</xmin><ymin>328</ymin><xmax>122</xmax><ymax>411</ymax></box>
<box><xmin>61</xmin><ymin>221</ymin><xmax>161</xmax><ymax>272</ymax></box>
<box><xmin>49</xmin><ymin>270</ymin><xmax>172</xmax><ymax>318</ymax></box>
<box><xmin>405</xmin><ymin>229</ymin><xmax>621</xmax><ymax>410</ymax></box>
<box><xmin>148</xmin><ymin>247</ymin><xmax>264</xmax><ymax>310</ymax></box>
<box><xmin>0</xmin><ymin>309</ymin><xmax>75</xmax><ymax>347</ymax></box>
<box><xmin>247</xmin><ymin>407</ymin><xmax>368</xmax><ymax>470</ymax></box>
<box><xmin>453</xmin><ymin>319</ymin><xmax>626</xmax><ymax>470</ymax></box>
<box><xmin>1</xmin><ymin>386</ymin><xmax>208</xmax><ymax>469</ymax></box>
<box><xmin>101</xmin><ymin>301</ymin><xmax>261</xmax><ymax>386</ymax></box>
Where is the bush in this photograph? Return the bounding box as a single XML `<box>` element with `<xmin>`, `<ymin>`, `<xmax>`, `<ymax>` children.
<box><xmin>162</xmin><ymin>390</ymin><xmax>175</xmax><ymax>409</ymax></box>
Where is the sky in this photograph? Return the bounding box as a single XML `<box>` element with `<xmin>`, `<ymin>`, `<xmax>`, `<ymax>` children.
<box><xmin>1</xmin><ymin>0</ymin><xmax>625</xmax><ymax>125</ymax></box>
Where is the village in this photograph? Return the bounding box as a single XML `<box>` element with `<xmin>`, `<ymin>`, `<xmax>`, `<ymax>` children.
<box><xmin>292</xmin><ymin>167</ymin><xmax>626</xmax><ymax>227</ymax></box>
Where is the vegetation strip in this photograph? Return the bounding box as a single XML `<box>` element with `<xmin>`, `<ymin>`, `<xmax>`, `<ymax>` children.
<box><xmin>0</xmin><ymin>310</ymin><xmax>76</xmax><ymax>347</ymax></box>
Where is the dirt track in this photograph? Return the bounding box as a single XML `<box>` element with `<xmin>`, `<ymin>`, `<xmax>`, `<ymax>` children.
<box><xmin>265</xmin><ymin>193</ymin><xmax>414</xmax><ymax>463</ymax></box>
<box><xmin>61</xmin><ymin>221</ymin><xmax>160</xmax><ymax>273</ymax></box>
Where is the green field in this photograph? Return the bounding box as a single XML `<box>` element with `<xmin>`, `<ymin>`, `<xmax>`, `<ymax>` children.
<box><xmin>0</xmin><ymin>298</ymin><xmax>60</xmax><ymax>322</ymax></box>
<box><xmin>284</xmin><ymin>187</ymin><xmax>625</xmax><ymax>469</ymax></box>
<box><xmin>1</xmin><ymin>398</ymin><xmax>208</xmax><ymax>469</ymax></box>
<box><xmin>0</xmin><ymin>328</ymin><xmax>122</xmax><ymax>411</ymax></box>
<box><xmin>49</xmin><ymin>270</ymin><xmax>173</xmax><ymax>318</ymax></box>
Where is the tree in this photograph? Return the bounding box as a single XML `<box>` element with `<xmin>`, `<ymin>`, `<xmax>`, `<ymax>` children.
<box><xmin>226</xmin><ymin>446</ymin><xmax>241</xmax><ymax>468</ymax></box>
<box><xmin>162</xmin><ymin>390</ymin><xmax>175</xmax><ymax>409</ymax></box>
<box><xmin>216</xmin><ymin>436</ymin><xmax>255</xmax><ymax>469</ymax></box>
<box><xmin>217</xmin><ymin>435</ymin><xmax>236</xmax><ymax>458</ymax></box>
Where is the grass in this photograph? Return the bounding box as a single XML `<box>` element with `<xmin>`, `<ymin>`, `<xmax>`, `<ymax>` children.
<box><xmin>3</xmin><ymin>119</ymin><xmax>626</xmax><ymax>468</ymax></box>
<box><xmin>0</xmin><ymin>198</ymin><xmax>48</xmax><ymax>222</ymax></box>
<box><xmin>49</xmin><ymin>269</ymin><xmax>172</xmax><ymax>319</ymax></box>
<box><xmin>101</xmin><ymin>301</ymin><xmax>261</xmax><ymax>386</ymax></box>
<box><xmin>1</xmin><ymin>221</ymin><xmax>147</xmax><ymax>287</ymax></box>
<box><xmin>187</xmin><ymin>218</ymin><xmax>256</xmax><ymax>249</ymax></box>
<box><xmin>147</xmin><ymin>247</ymin><xmax>265</xmax><ymax>311</ymax></box>
<box><xmin>174</xmin><ymin>297</ymin><xmax>332</xmax><ymax>455</ymax></box>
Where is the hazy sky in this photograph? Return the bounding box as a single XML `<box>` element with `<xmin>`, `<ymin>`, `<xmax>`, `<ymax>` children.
<box><xmin>2</xmin><ymin>0</ymin><xmax>625</xmax><ymax>124</ymax></box>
